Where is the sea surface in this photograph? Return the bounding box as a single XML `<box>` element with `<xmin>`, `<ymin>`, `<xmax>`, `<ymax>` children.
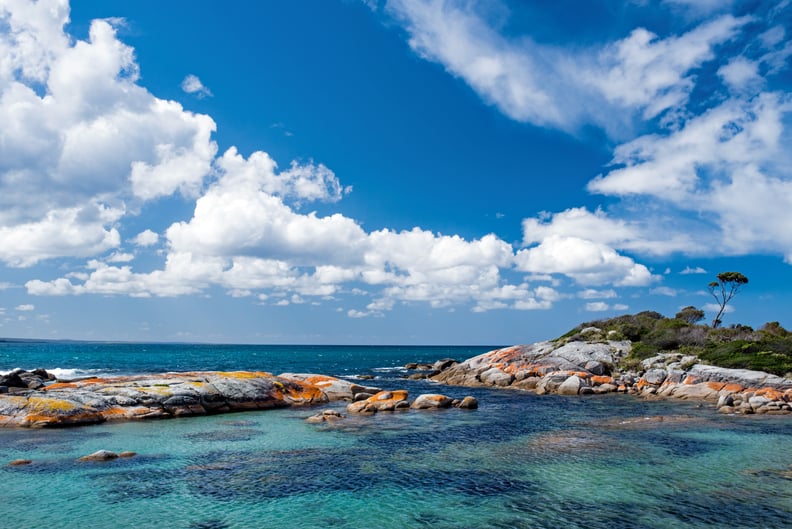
<box><xmin>1</xmin><ymin>341</ymin><xmax>791</xmax><ymax>529</ymax></box>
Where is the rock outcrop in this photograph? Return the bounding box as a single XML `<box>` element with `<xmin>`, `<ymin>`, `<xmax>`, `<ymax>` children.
<box><xmin>346</xmin><ymin>390</ymin><xmax>479</xmax><ymax>414</ymax></box>
<box><xmin>278</xmin><ymin>373</ymin><xmax>380</xmax><ymax>401</ymax></box>
<box><xmin>0</xmin><ymin>371</ymin><xmax>351</xmax><ymax>428</ymax></box>
<box><xmin>424</xmin><ymin>339</ymin><xmax>792</xmax><ymax>414</ymax></box>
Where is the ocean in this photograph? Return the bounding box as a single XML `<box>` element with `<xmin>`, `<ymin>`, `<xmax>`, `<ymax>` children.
<box><xmin>1</xmin><ymin>341</ymin><xmax>791</xmax><ymax>528</ymax></box>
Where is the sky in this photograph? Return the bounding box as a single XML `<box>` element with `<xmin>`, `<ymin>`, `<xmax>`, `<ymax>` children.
<box><xmin>0</xmin><ymin>0</ymin><xmax>790</xmax><ymax>345</ymax></box>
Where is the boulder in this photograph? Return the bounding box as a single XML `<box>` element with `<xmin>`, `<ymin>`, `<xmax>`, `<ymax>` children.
<box><xmin>432</xmin><ymin>358</ymin><xmax>458</xmax><ymax>371</ymax></box>
<box><xmin>0</xmin><ymin>372</ymin><xmax>26</xmax><ymax>389</ymax></box>
<box><xmin>684</xmin><ymin>365</ymin><xmax>792</xmax><ymax>391</ymax></box>
<box><xmin>78</xmin><ymin>450</ymin><xmax>119</xmax><ymax>462</ymax></box>
<box><xmin>455</xmin><ymin>396</ymin><xmax>478</xmax><ymax>409</ymax></box>
<box><xmin>584</xmin><ymin>361</ymin><xmax>607</xmax><ymax>376</ymax></box>
<box><xmin>536</xmin><ymin>373</ymin><xmax>571</xmax><ymax>395</ymax></box>
<box><xmin>643</xmin><ymin>369</ymin><xmax>668</xmax><ymax>386</ymax></box>
<box><xmin>411</xmin><ymin>394</ymin><xmax>453</xmax><ymax>410</ymax></box>
<box><xmin>557</xmin><ymin>375</ymin><xmax>585</xmax><ymax>396</ymax></box>
<box><xmin>479</xmin><ymin>368</ymin><xmax>514</xmax><ymax>387</ymax></box>
<box><xmin>278</xmin><ymin>373</ymin><xmax>380</xmax><ymax>401</ymax></box>
<box><xmin>7</xmin><ymin>459</ymin><xmax>32</xmax><ymax>466</ymax></box>
<box><xmin>346</xmin><ymin>390</ymin><xmax>410</xmax><ymax>414</ymax></box>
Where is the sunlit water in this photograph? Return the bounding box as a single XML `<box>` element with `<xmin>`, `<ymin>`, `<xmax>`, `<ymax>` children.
<box><xmin>1</xmin><ymin>342</ymin><xmax>790</xmax><ymax>528</ymax></box>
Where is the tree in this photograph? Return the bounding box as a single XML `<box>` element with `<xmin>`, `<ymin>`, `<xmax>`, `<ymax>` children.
<box><xmin>675</xmin><ymin>306</ymin><xmax>705</xmax><ymax>324</ymax></box>
<box><xmin>708</xmin><ymin>272</ymin><xmax>748</xmax><ymax>328</ymax></box>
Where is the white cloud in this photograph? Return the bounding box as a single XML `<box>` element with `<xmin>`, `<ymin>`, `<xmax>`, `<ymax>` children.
<box><xmin>680</xmin><ymin>266</ymin><xmax>707</xmax><ymax>274</ymax></box>
<box><xmin>385</xmin><ymin>0</ymin><xmax>747</xmax><ymax>135</ymax></box>
<box><xmin>181</xmin><ymin>74</ymin><xmax>212</xmax><ymax>98</ymax></box>
<box><xmin>704</xmin><ymin>302</ymin><xmax>734</xmax><ymax>314</ymax></box>
<box><xmin>613</xmin><ymin>303</ymin><xmax>629</xmax><ymax>311</ymax></box>
<box><xmin>0</xmin><ymin>205</ymin><xmax>122</xmax><ymax>267</ymax></box>
<box><xmin>589</xmin><ymin>93</ymin><xmax>792</xmax><ymax>261</ymax></box>
<box><xmin>651</xmin><ymin>286</ymin><xmax>678</xmax><ymax>297</ymax></box>
<box><xmin>10</xmin><ymin>0</ymin><xmax>737</xmax><ymax>317</ymax></box>
<box><xmin>585</xmin><ymin>302</ymin><xmax>610</xmax><ymax>312</ymax></box>
<box><xmin>578</xmin><ymin>288</ymin><xmax>617</xmax><ymax>300</ymax></box>
<box><xmin>521</xmin><ymin>207</ymin><xmax>695</xmax><ymax>256</ymax></box>
<box><xmin>133</xmin><ymin>229</ymin><xmax>159</xmax><ymax>247</ymax></box>
<box><xmin>586</xmin><ymin>15</ymin><xmax>747</xmax><ymax>119</ymax></box>
<box><xmin>15</xmin><ymin>304</ymin><xmax>34</xmax><ymax>311</ymax></box>
<box><xmin>718</xmin><ymin>57</ymin><xmax>760</xmax><ymax>92</ymax></box>
<box><xmin>515</xmin><ymin>235</ymin><xmax>656</xmax><ymax>286</ymax></box>
<box><xmin>106</xmin><ymin>251</ymin><xmax>134</xmax><ymax>263</ymax></box>
<box><xmin>0</xmin><ymin>6</ymin><xmax>219</xmax><ymax>266</ymax></box>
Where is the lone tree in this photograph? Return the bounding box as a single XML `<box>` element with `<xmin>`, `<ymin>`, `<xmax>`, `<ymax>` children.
<box><xmin>675</xmin><ymin>306</ymin><xmax>705</xmax><ymax>324</ymax></box>
<box><xmin>708</xmin><ymin>272</ymin><xmax>749</xmax><ymax>328</ymax></box>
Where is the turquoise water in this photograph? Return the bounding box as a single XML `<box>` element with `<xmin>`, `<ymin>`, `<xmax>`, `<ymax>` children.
<box><xmin>1</xmin><ymin>343</ymin><xmax>791</xmax><ymax>528</ymax></box>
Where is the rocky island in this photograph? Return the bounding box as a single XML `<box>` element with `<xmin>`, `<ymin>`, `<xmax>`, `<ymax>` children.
<box><xmin>419</xmin><ymin>312</ymin><xmax>792</xmax><ymax>415</ymax></box>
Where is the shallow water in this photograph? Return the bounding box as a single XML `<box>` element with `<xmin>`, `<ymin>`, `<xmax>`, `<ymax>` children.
<box><xmin>1</xmin><ymin>344</ymin><xmax>791</xmax><ymax>528</ymax></box>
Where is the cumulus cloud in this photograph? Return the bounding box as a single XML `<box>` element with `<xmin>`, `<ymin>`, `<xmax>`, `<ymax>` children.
<box><xmin>680</xmin><ymin>266</ymin><xmax>707</xmax><ymax>274</ymax></box>
<box><xmin>0</xmin><ymin>3</ymin><xmax>217</xmax><ymax>265</ymax></box>
<box><xmin>133</xmin><ymin>229</ymin><xmax>159</xmax><ymax>247</ymax></box>
<box><xmin>515</xmin><ymin>235</ymin><xmax>656</xmax><ymax>287</ymax></box>
<box><xmin>585</xmin><ymin>302</ymin><xmax>610</xmax><ymax>312</ymax></box>
<box><xmin>15</xmin><ymin>304</ymin><xmax>34</xmax><ymax>311</ymax></box>
<box><xmin>15</xmin><ymin>0</ymin><xmax>766</xmax><ymax>319</ymax></box>
<box><xmin>181</xmin><ymin>74</ymin><xmax>212</xmax><ymax>98</ymax></box>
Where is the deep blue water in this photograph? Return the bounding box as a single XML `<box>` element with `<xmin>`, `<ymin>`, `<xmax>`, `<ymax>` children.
<box><xmin>1</xmin><ymin>342</ymin><xmax>791</xmax><ymax>528</ymax></box>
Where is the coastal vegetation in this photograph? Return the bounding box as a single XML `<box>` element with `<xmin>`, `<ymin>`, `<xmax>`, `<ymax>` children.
<box><xmin>558</xmin><ymin>310</ymin><xmax>792</xmax><ymax>377</ymax></box>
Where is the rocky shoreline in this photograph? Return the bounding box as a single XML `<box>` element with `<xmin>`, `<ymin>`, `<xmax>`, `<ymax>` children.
<box><xmin>2</xmin><ymin>333</ymin><xmax>790</xmax><ymax>428</ymax></box>
<box><xmin>0</xmin><ymin>369</ymin><xmax>477</xmax><ymax>428</ymax></box>
<box><xmin>416</xmin><ymin>337</ymin><xmax>792</xmax><ymax>415</ymax></box>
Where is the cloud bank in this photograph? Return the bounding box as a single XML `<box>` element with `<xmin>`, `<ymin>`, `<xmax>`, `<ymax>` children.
<box><xmin>4</xmin><ymin>0</ymin><xmax>791</xmax><ymax>321</ymax></box>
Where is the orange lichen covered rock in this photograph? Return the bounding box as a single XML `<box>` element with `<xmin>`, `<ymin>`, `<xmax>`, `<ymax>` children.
<box><xmin>278</xmin><ymin>373</ymin><xmax>381</xmax><ymax>401</ymax></box>
<box><xmin>0</xmin><ymin>371</ymin><xmax>333</xmax><ymax>428</ymax></box>
<box><xmin>590</xmin><ymin>376</ymin><xmax>614</xmax><ymax>386</ymax></box>
<box><xmin>411</xmin><ymin>393</ymin><xmax>453</xmax><ymax>409</ymax></box>
<box><xmin>347</xmin><ymin>390</ymin><xmax>410</xmax><ymax>414</ymax></box>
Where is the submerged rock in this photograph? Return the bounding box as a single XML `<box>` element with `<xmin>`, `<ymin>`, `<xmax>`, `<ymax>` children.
<box><xmin>306</xmin><ymin>409</ymin><xmax>346</xmax><ymax>423</ymax></box>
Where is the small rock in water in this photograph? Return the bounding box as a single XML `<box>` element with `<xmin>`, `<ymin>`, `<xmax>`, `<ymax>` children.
<box><xmin>118</xmin><ymin>451</ymin><xmax>137</xmax><ymax>458</ymax></box>
<box><xmin>456</xmin><ymin>396</ymin><xmax>478</xmax><ymax>409</ymax></box>
<box><xmin>78</xmin><ymin>450</ymin><xmax>119</xmax><ymax>462</ymax></box>
<box><xmin>411</xmin><ymin>394</ymin><xmax>453</xmax><ymax>409</ymax></box>
<box><xmin>8</xmin><ymin>459</ymin><xmax>33</xmax><ymax>466</ymax></box>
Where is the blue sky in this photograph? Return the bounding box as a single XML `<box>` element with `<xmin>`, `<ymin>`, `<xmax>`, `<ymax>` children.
<box><xmin>0</xmin><ymin>0</ymin><xmax>790</xmax><ymax>344</ymax></box>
